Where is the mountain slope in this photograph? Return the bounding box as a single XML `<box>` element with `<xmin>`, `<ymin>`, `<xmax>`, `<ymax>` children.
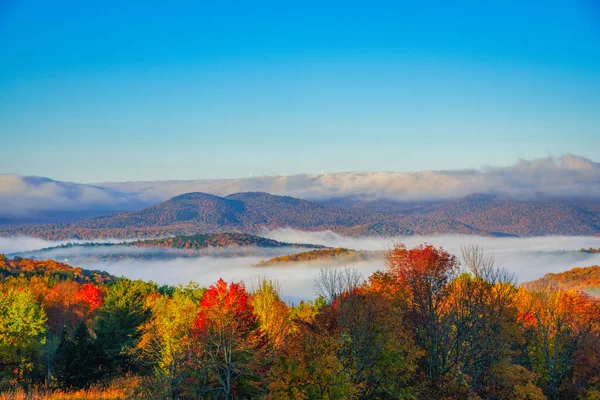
<box><xmin>413</xmin><ymin>194</ymin><xmax>600</xmax><ymax>236</ymax></box>
<box><xmin>1</xmin><ymin>191</ymin><xmax>600</xmax><ymax>240</ymax></box>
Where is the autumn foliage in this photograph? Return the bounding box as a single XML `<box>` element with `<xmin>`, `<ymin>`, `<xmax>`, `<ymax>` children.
<box><xmin>2</xmin><ymin>248</ymin><xmax>600</xmax><ymax>399</ymax></box>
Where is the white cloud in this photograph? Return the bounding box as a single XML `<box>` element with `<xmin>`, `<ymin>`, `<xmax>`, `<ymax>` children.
<box><xmin>6</xmin><ymin>232</ymin><xmax>598</xmax><ymax>300</ymax></box>
<box><xmin>2</xmin><ymin>154</ymin><xmax>600</xmax><ymax>218</ymax></box>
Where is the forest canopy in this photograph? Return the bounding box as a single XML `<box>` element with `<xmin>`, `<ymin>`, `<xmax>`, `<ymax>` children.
<box><xmin>1</xmin><ymin>246</ymin><xmax>600</xmax><ymax>399</ymax></box>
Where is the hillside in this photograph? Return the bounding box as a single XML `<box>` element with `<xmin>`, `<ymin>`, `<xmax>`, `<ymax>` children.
<box><xmin>327</xmin><ymin>193</ymin><xmax>600</xmax><ymax>237</ymax></box>
<box><xmin>1</xmin><ymin>191</ymin><xmax>600</xmax><ymax>239</ymax></box>
<box><xmin>255</xmin><ymin>247</ymin><xmax>384</xmax><ymax>267</ymax></box>
<box><xmin>0</xmin><ymin>254</ymin><xmax>115</xmax><ymax>284</ymax></box>
<box><xmin>129</xmin><ymin>233</ymin><xmax>324</xmax><ymax>250</ymax></box>
<box><xmin>522</xmin><ymin>265</ymin><xmax>600</xmax><ymax>297</ymax></box>
<box><xmin>0</xmin><ymin>192</ymin><xmax>468</xmax><ymax>239</ymax></box>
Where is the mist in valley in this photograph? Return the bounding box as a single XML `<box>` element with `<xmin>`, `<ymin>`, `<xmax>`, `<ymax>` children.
<box><xmin>2</xmin><ymin>231</ymin><xmax>600</xmax><ymax>301</ymax></box>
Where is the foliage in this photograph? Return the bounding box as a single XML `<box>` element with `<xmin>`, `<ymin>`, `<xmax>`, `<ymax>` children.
<box><xmin>2</xmin><ymin>247</ymin><xmax>600</xmax><ymax>398</ymax></box>
<box><xmin>0</xmin><ymin>287</ymin><xmax>47</xmax><ymax>388</ymax></box>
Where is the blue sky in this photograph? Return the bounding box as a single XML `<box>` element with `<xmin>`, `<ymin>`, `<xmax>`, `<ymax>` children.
<box><xmin>1</xmin><ymin>1</ymin><xmax>599</xmax><ymax>182</ymax></box>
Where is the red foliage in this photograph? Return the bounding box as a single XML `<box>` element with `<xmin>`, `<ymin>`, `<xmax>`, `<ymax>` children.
<box><xmin>75</xmin><ymin>283</ymin><xmax>103</xmax><ymax>312</ymax></box>
<box><xmin>385</xmin><ymin>243</ymin><xmax>459</xmax><ymax>298</ymax></box>
<box><xmin>193</xmin><ymin>278</ymin><xmax>255</xmax><ymax>335</ymax></box>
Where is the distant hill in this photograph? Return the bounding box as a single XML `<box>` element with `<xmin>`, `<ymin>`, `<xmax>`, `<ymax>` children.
<box><xmin>11</xmin><ymin>233</ymin><xmax>325</xmax><ymax>262</ymax></box>
<box><xmin>129</xmin><ymin>233</ymin><xmax>324</xmax><ymax>250</ymax></box>
<box><xmin>322</xmin><ymin>193</ymin><xmax>600</xmax><ymax>237</ymax></box>
<box><xmin>522</xmin><ymin>265</ymin><xmax>600</xmax><ymax>297</ymax></box>
<box><xmin>0</xmin><ymin>254</ymin><xmax>115</xmax><ymax>284</ymax></box>
<box><xmin>255</xmin><ymin>248</ymin><xmax>384</xmax><ymax>267</ymax></box>
<box><xmin>1</xmin><ymin>191</ymin><xmax>600</xmax><ymax>239</ymax></box>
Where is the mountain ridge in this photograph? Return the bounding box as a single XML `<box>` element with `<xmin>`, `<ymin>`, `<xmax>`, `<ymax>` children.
<box><xmin>2</xmin><ymin>190</ymin><xmax>600</xmax><ymax>239</ymax></box>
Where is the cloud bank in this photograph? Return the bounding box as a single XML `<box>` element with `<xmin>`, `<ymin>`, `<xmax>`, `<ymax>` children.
<box><xmin>2</xmin><ymin>154</ymin><xmax>600</xmax><ymax>218</ymax></box>
<box><xmin>5</xmin><ymin>232</ymin><xmax>599</xmax><ymax>301</ymax></box>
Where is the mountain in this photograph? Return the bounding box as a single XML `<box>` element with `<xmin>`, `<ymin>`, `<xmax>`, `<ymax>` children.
<box><xmin>3</xmin><ymin>154</ymin><xmax>600</xmax><ymax>224</ymax></box>
<box><xmin>335</xmin><ymin>193</ymin><xmax>600</xmax><ymax>237</ymax></box>
<box><xmin>1</xmin><ymin>191</ymin><xmax>600</xmax><ymax>240</ymax></box>
<box><xmin>0</xmin><ymin>191</ymin><xmax>482</xmax><ymax>239</ymax></box>
<box><xmin>522</xmin><ymin>265</ymin><xmax>600</xmax><ymax>297</ymax></box>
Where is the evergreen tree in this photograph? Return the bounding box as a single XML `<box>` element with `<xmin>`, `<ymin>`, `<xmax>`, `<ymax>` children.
<box><xmin>54</xmin><ymin>321</ymin><xmax>103</xmax><ymax>389</ymax></box>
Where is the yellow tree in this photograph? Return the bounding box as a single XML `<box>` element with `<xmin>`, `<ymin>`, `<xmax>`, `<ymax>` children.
<box><xmin>136</xmin><ymin>290</ymin><xmax>199</xmax><ymax>399</ymax></box>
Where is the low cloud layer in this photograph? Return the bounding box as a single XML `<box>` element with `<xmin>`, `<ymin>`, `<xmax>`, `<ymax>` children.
<box><xmin>0</xmin><ymin>236</ymin><xmax>125</xmax><ymax>255</ymax></box>
<box><xmin>3</xmin><ymin>232</ymin><xmax>600</xmax><ymax>301</ymax></box>
<box><xmin>2</xmin><ymin>154</ymin><xmax>600</xmax><ymax>219</ymax></box>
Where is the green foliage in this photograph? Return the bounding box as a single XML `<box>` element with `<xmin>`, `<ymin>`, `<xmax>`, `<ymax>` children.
<box><xmin>0</xmin><ymin>287</ymin><xmax>47</xmax><ymax>387</ymax></box>
<box><xmin>53</xmin><ymin>322</ymin><xmax>104</xmax><ymax>389</ymax></box>
<box><xmin>94</xmin><ymin>279</ymin><xmax>154</xmax><ymax>377</ymax></box>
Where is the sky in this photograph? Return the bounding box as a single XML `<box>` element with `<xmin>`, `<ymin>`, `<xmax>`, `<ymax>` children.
<box><xmin>1</xmin><ymin>1</ymin><xmax>599</xmax><ymax>182</ymax></box>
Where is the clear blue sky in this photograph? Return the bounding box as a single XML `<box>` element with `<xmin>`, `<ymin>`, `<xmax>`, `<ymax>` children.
<box><xmin>1</xmin><ymin>1</ymin><xmax>599</xmax><ymax>182</ymax></box>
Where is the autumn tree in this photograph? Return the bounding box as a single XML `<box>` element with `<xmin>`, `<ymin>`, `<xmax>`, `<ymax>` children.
<box><xmin>335</xmin><ymin>289</ymin><xmax>422</xmax><ymax>398</ymax></box>
<box><xmin>518</xmin><ymin>283</ymin><xmax>600</xmax><ymax>399</ymax></box>
<box><xmin>135</xmin><ymin>289</ymin><xmax>199</xmax><ymax>399</ymax></box>
<box><xmin>384</xmin><ymin>243</ymin><xmax>460</xmax><ymax>389</ymax></box>
<box><xmin>267</xmin><ymin>305</ymin><xmax>357</xmax><ymax>400</ymax></box>
<box><xmin>251</xmin><ymin>277</ymin><xmax>291</xmax><ymax>349</ymax></box>
<box><xmin>192</xmin><ymin>278</ymin><xmax>262</xmax><ymax>399</ymax></box>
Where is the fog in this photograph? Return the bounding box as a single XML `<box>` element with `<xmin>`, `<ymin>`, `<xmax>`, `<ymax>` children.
<box><xmin>3</xmin><ymin>232</ymin><xmax>600</xmax><ymax>301</ymax></box>
<box><xmin>10</xmin><ymin>244</ymin><xmax>316</xmax><ymax>264</ymax></box>
<box><xmin>0</xmin><ymin>236</ymin><xmax>126</xmax><ymax>255</ymax></box>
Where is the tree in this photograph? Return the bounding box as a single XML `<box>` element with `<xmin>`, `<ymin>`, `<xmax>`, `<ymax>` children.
<box><xmin>384</xmin><ymin>243</ymin><xmax>459</xmax><ymax>388</ymax></box>
<box><xmin>53</xmin><ymin>321</ymin><xmax>104</xmax><ymax>389</ymax></box>
<box><xmin>192</xmin><ymin>278</ymin><xmax>262</xmax><ymax>399</ymax></box>
<box><xmin>267</xmin><ymin>306</ymin><xmax>357</xmax><ymax>400</ymax></box>
<box><xmin>336</xmin><ymin>289</ymin><xmax>422</xmax><ymax>398</ymax></box>
<box><xmin>518</xmin><ymin>284</ymin><xmax>600</xmax><ymax>399</ymax></box>
<box><xmin>136</xmin><ymin>290</ymin><xmax>199</xmax><ymax>399</ymax></box>
<box><xmin>0</xmin><ymin>287</ymin><xmax>47</xmax><ymax>387</ymax></box>
<box><xmin>251</xmin><ymin>278</ymin><xmax>290</xmax><ymax>348</ymax></box>
<box><xmin>94</xmin><ymin>279</ymin><xmax>153</xmax><ymax>377</ymax></box>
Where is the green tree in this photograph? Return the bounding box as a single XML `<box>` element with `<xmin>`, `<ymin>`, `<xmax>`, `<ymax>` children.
<box><xmin>0</xmin><ymin>287</ymin><xmax>47</xmax><ymax>387</ymax></box>
<box><xmin>94</xmin><ymin>279</ymin><xmax>153</xmax><ymax>377</ymax></box>
<box><xmin>53</xmin><ymin>321</ymin><xmax>104</xmax><ymax>389</ymax></box>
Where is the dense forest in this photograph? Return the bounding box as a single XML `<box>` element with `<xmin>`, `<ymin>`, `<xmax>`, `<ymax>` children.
<box><xmin>1</xmin><ymin>245</ymin><xmax>600</xmax><ymax>399</ymax></box>
<box><xmin>3</xmin><ymin>192</ymin><xmax>600</xmax><ymax>240</ymax></box>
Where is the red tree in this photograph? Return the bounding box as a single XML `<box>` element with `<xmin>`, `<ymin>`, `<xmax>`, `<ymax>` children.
<box><xmin>192</xmin><ymin>278</ymin><xmax>260</xmax><ymax>399</ymax></box>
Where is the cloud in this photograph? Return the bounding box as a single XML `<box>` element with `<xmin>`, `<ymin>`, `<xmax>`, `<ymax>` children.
<box><xmin>0</xmin><ymin>236</ymin><xmax>125</xmax><ymax>254</ymax></box>
<box><xmin>99</xmin><ymin>153</ymin><xmax>600</xmax><ymax>202</ymax></box>
<box><xmin>0</xmin><ymin>175</ymin><xmax>155</xmax><ymax>218</ymax></box>
<box><xmin>6</xmin><ymin>232</ymin><xmax>598</xmax><ymax>301</ymax></box>
<box><xmin>2</xmin><ymin>154</ymin><xmax>600</xmax><ymax>218</ymax></box>
<box><xmin>262</xmin><ymin>229</ymin><xmax>600</xmax><ymax>283</ymax></box>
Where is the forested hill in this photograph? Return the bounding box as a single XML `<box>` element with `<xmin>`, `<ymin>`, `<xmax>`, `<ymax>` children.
<box><xmin>522</xmin><ymin>265</ymin><xmax>600</xmax><ymax>297</ymax></box>
<box><xmin>1</xmin><ymin>191</ymin><xmax>600</xmax><ymax>239</ymax></box>
<box><xmin>11</xmin><ymin>233</ymin><xmax>325</xmax><ymax>261</ymax></box>
<box><xmin>0</xmin><ymin>254</ymin><xmax>115</xmax><ymax>284</ymax></box>
<box><xmin>129</xmin><ymin>232</ymin><xmax>324</xmax><ymax>249</ymax></box>
<box><xmin>255</xmin><ymin>248</ymin><xmax>384</xmax><ymax>267</ymax></box>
